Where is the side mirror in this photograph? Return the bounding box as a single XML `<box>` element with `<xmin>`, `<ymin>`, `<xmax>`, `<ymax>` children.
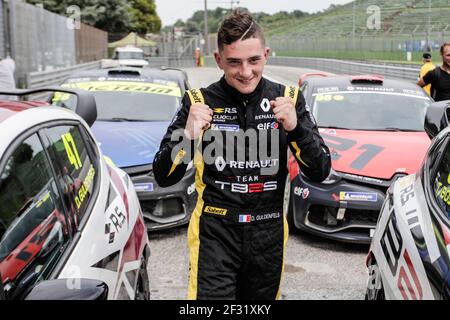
<box><xmin>25</xmin><ymin>279</ymin><xmax>108</xmax><ymax>300</ymax></box>
<box><xmin>424</xmin><ymin>100</ymin><xmax>450</xmax><ymax>140</ymax></box>
<box><xmin>0</xmin><ymin>87</ymin><xmax>97</xmax><ymax>127</ymax></box>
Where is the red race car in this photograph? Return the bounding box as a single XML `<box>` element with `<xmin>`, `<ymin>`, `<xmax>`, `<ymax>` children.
<box><xmin>286</xmin><ymin>74</ymin><xmax>432</xmax><ymax>243</ymax></box>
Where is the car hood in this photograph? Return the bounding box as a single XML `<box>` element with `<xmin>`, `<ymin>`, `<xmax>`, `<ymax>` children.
<box><xmin>91</xmin><ymin>121</ymin><xmax>169</xmax><ymax>168</ymax></box>
<box><xmin>319</xmin><ymin>128</ymin><xmax>430</xmax><ymax>180</ymax></box>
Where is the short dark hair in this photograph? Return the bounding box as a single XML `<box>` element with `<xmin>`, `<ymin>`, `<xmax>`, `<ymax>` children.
<box><xmin>217</xmin><ymin>11</ymin><xmax>265</xmax><ymax>51</ymax></box>
<box><xmin>440</xmin><ymin>42</ymin><xmax>450</xmax><ymax>55</ymax></box>
<box><xmin>422</xmin><ymin>52</ymin><xmax>432</xmax><ymax>60</ymax></box>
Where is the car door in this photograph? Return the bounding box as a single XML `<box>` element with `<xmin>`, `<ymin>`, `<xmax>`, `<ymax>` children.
<box><xmin>426</xmin><ymin>134</ymin><xmax>450</xmax><ymax>299</ymax></box>
<box><xmin>0</xmin><ymin>132</ymin><xmax>72</xmax><ymax>299</ymax></box>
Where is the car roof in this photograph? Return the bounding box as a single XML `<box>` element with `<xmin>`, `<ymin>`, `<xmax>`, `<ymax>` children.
<box><xmin>65</xmin><ymin>67</ymin><xmax>188</xmax><ymax>88</ymax></box>
<box><xmin>305</xmin><ymin>75</ymin><xmax>428</xmax><ymax>97</ymax></box>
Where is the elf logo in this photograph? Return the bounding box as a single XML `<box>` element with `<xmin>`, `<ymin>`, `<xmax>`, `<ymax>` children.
<box><xmin>260</xmin><ymin>98</ymin><xmax>271</xmax><ymax>112</ymax></box>
<box><xmin>257</xmin><ymin>122</ymin><xmax>278</xmax><ymax>130</ymax></box>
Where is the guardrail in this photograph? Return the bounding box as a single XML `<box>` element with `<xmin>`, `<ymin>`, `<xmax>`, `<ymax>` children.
<box><xmin>204</xmin><ymin>55</ymin><xmax>421</xmax><ymax>82</ymax></box>
<box><xmin>26</xmin><ymin>60</ymin><xmax>101</xmax><ymax>88</ymax></box>
<box><xmin>267</xmin><ymin>56</ymin><xmax>420</xmax><ymax>82</ymax></box>
<box><xmin>27</xmin><ymin>57</ymin><xmax>197</xmax><ymax>89</ymax></box>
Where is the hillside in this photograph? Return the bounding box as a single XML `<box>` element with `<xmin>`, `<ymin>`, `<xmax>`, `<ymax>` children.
<box><xmin>263</xmin><ymin>0</ymin><xmax>450</xmax><ymax>37</ymax></box>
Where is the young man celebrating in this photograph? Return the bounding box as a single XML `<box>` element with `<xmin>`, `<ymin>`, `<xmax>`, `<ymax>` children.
<box><xmin>418</xmin><ymin>42</ymin><xmax>450</xmax><ymax>101</ymax></box>
<box><xmin>153</xmin><ymin>11</ymin><xmax>331</xmax><ymax>300</ymax></box>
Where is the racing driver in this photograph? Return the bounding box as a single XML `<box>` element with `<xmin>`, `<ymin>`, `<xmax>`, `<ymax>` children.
<box><xmin>153</xmin><ymin>11</ymin><xmax>331</xmax><ymax>300</ymax></box>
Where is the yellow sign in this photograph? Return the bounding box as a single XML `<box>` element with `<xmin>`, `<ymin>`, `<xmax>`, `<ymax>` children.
<box><xmin>61</xmin><ymin>80</ymin><xmax>182</xmax><ymax>97</ymax></box>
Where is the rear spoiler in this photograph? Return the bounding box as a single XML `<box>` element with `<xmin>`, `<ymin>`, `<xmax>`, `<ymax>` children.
<box><xmin>0</xmin><ymin>87</ymin><xmax>97</xmax><ymax>127</ymax></box>
<box><xmin>298</xmin><ymin>72</ymin><xmax>329</xmax><ymax>86</ymax></box>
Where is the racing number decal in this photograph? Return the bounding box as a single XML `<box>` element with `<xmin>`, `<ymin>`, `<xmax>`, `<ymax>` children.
<box><xmin>380</xmin><ymin>213</ymin><xmax>403</xmax><ymax>275</ymax></box>
<box><xmin>322</xmin><ymin>133</ymin><xmax>384</xmax><ymax>170</ymax></box>
<box><xmin>62</xmin><ymin>133</ymin><xmax>82</xmax><ymax>170</ymax></box>
<box><xmin>380</xmin><ymin>184</ymin><xmax>423</xmax><ymax>299</ymax></box>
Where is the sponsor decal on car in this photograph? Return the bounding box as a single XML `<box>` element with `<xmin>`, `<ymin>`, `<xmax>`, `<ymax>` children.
<box><xmin>134</xmin><ymin>183</ymin><xmax>154</xmax><ymax>192</ymax></box>
<box><xmin>339</xmin><ymin>191</ymin><xmax>377</xmax><ymax>202</ymax></box>
<box><xmin>187</xmin><ymin>183</ymin><xmax>196</xmax><ymax>195</ymax></box>
<box><xmin>60</xmin><ymin>80</ymin><xmax>182</xmax><ymax>97</ymax></box>
<box><xmin>294</xmin><ymin>186</ymin><xmax>310</xmax><ymax>199</ymax></box>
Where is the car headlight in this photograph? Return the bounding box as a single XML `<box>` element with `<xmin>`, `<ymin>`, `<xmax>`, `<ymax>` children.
<box><xmin>300</xmin><ymin>168</ymin><xmax>341</xmax><ymax>184</ymax></box>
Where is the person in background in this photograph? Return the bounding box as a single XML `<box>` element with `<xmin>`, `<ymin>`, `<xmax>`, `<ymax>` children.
<box><xmin>418</xmin><ymin>52</ymin><xmax>435</xmax><ymax>96</ymax></box>
<box><xmin>418</xmin><ymin>43</ymin><xmax>450</xmax><ymax>101</ymax></box>
<box><xmin>0</xmin><ymin>56</ymin><xmax>17</xmax><ymax>101</ymax></box>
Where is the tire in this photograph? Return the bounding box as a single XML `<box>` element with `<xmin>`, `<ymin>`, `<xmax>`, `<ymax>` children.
<box><xmin>365</xmin><ymin>254</ymin><xmax>385</xmax><ymax>300</ymax></box>
<box><xmin>284</xmin><ymin>175</ymin><xmax>300</xmax><ymax>234</ymax></box>
<box><xmin>135</xmin><ymin>253</ymin><xmax>150</xmax><ymax>300</ymax></box>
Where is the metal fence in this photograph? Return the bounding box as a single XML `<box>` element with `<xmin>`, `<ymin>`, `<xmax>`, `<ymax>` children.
<box><xmin>27</xmin><ymin>57</ymin><xmax>196</xmax><ymax>89</ymax></box>
<box><xmin>267</xmin><ymin>32</ymin><xmax>450</xmax><ymax>61</ymax></box>
<box><xmin>3</xmin><ymin>0</ymin><xmax>107</xmax><ymax>87</ymax></box>
<box><xmin>27</xmin><ymin>60</ymin><xmax>101</xmax><ymax>88</ymax></box>
<box><xmin>9</xmin><ymin>0</ymin><xmax>76</xmax><ymax>86</ymax></box>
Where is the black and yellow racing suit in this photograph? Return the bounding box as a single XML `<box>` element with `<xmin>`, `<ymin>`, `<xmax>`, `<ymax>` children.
<box><xmin>153</xmin><ymin>76</ymin><xmax>331</xmax><ymax>299</ymax></box>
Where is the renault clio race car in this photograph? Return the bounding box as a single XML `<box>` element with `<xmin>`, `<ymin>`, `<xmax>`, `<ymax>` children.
<box><xmin>365</xmin><ymin>100</ymin><xmax>450</xmax><ymax>300</ymax></box>
<box><xmin>285</xmin><ymin>74</ymin><xmax>433</xmax><ymax>243</ymax></box>
<box><xmin>0</xmin><ymin>88</ymin><xmax>150</xmax><ymax>300</ymax></box>
<box><xmin>53</xmin><ymin>67</ymin><xmax>196</xmax><ymax>231</ymax></box>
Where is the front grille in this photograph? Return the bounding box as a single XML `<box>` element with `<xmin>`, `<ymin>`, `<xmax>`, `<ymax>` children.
<box><xmin>122</xmin><ymin>164</ymin><xmax>153</xmax><ymax>178</ymax></box>
<box><xmin>141</xmin><ymin>197</ymin><xmax>183</xmax><ymax>219</ymax></box>
<box><xmin>341</xmin><ymin>178</ymin><xmax>389</xmax><ymax>194</ymax></box>
<box><xmin>308</xmin><ymin>204</ymin><xmax>379</xmax><ymax>228</ymax></box>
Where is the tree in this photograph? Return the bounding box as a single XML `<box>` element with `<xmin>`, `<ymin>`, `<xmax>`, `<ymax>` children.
<box><xmin>26</xmin><ymin>0</ymin><xmax>128</xmax><ymax>31</ymax></box>
<box><xmin>129</xmin><ymin>0</ymin><xmax>161</xmax><ymax>34</ymax></box>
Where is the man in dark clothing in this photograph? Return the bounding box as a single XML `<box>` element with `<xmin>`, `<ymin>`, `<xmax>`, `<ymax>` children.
<box><xmin>418</xmin><ymin>42</ymin><xmax>450</xmax><ymax>101</ymax></box>
<box><xmin>153</xmin><ymin>11</ymin><xmax>331</xmax><ymax>300</ymax></box>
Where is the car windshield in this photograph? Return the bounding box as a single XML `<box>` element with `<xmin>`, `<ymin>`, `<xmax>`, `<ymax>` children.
<box><xmin>116</xmin><ymin>51</ymin><xmax>144</xmax><ymax>60</ymax></box>
<box><xmin>54</xmin><ymin>80</ymin><xmax>181</xmax><ymax>121</ymax></box>
<box><xmin>312</xmin><ymin>91</ymin><xmax>430</xmax><ymax>131</ymax></box>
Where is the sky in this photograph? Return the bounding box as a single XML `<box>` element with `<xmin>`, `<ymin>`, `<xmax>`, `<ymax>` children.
<box><xmin>155</xmin><ymin>0</ymin><xmax>353</xmax><ymax>26</ymax></box>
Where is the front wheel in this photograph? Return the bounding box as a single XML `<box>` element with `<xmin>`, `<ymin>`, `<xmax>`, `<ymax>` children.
<box><xmin>365</xmin><ymin>254</ymin><xmax>385</xmax><ymax>300</ymax></box>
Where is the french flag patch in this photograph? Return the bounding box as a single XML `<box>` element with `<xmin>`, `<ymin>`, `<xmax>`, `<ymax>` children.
<box><xmin>239</xmin><ymin>215</ymin><xmax>252</xmax><ymax>223</ymax></box>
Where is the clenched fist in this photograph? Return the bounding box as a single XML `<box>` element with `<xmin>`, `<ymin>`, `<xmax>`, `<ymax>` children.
<box><xmin>270</xmin><ymin>97</ymin><xmax>297</xmax><ymax>132</ymax></box>
<box><xmin>184</xmin><ymin>103</ymin><xmax>213</xmax><ymax>140</ymax></box>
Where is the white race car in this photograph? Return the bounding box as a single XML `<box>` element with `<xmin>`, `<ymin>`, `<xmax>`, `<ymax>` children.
<box><xmin>0</xmin><ymin>88</ymin><xmax>150</xmax><ymax>300</ymax></box>
<box><xmin>366</xmin><ymin>100</ymin><xmax>450</xmax><ymax>300</ymax></box>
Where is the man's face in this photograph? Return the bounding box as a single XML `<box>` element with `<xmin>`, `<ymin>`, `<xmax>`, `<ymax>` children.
<box><xmin>214</xmin><ymin>38</ymin><xmax>269</xmax><ymax>94</ymax></box>
<box><xmin>442</xmin><ymin>45</ymin><xmax>450</xmax><ymax>68</ymax></box>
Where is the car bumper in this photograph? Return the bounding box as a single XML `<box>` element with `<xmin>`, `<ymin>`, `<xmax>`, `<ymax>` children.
<box><xmin>129</xmin><ymin>169</ymin><xmax>197</xmax><ymax>231</ymax></box>
<box><xmin>290</xmin><ymin>174</ymin><xmax>387</xmax><ymax>244</ymax></box>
